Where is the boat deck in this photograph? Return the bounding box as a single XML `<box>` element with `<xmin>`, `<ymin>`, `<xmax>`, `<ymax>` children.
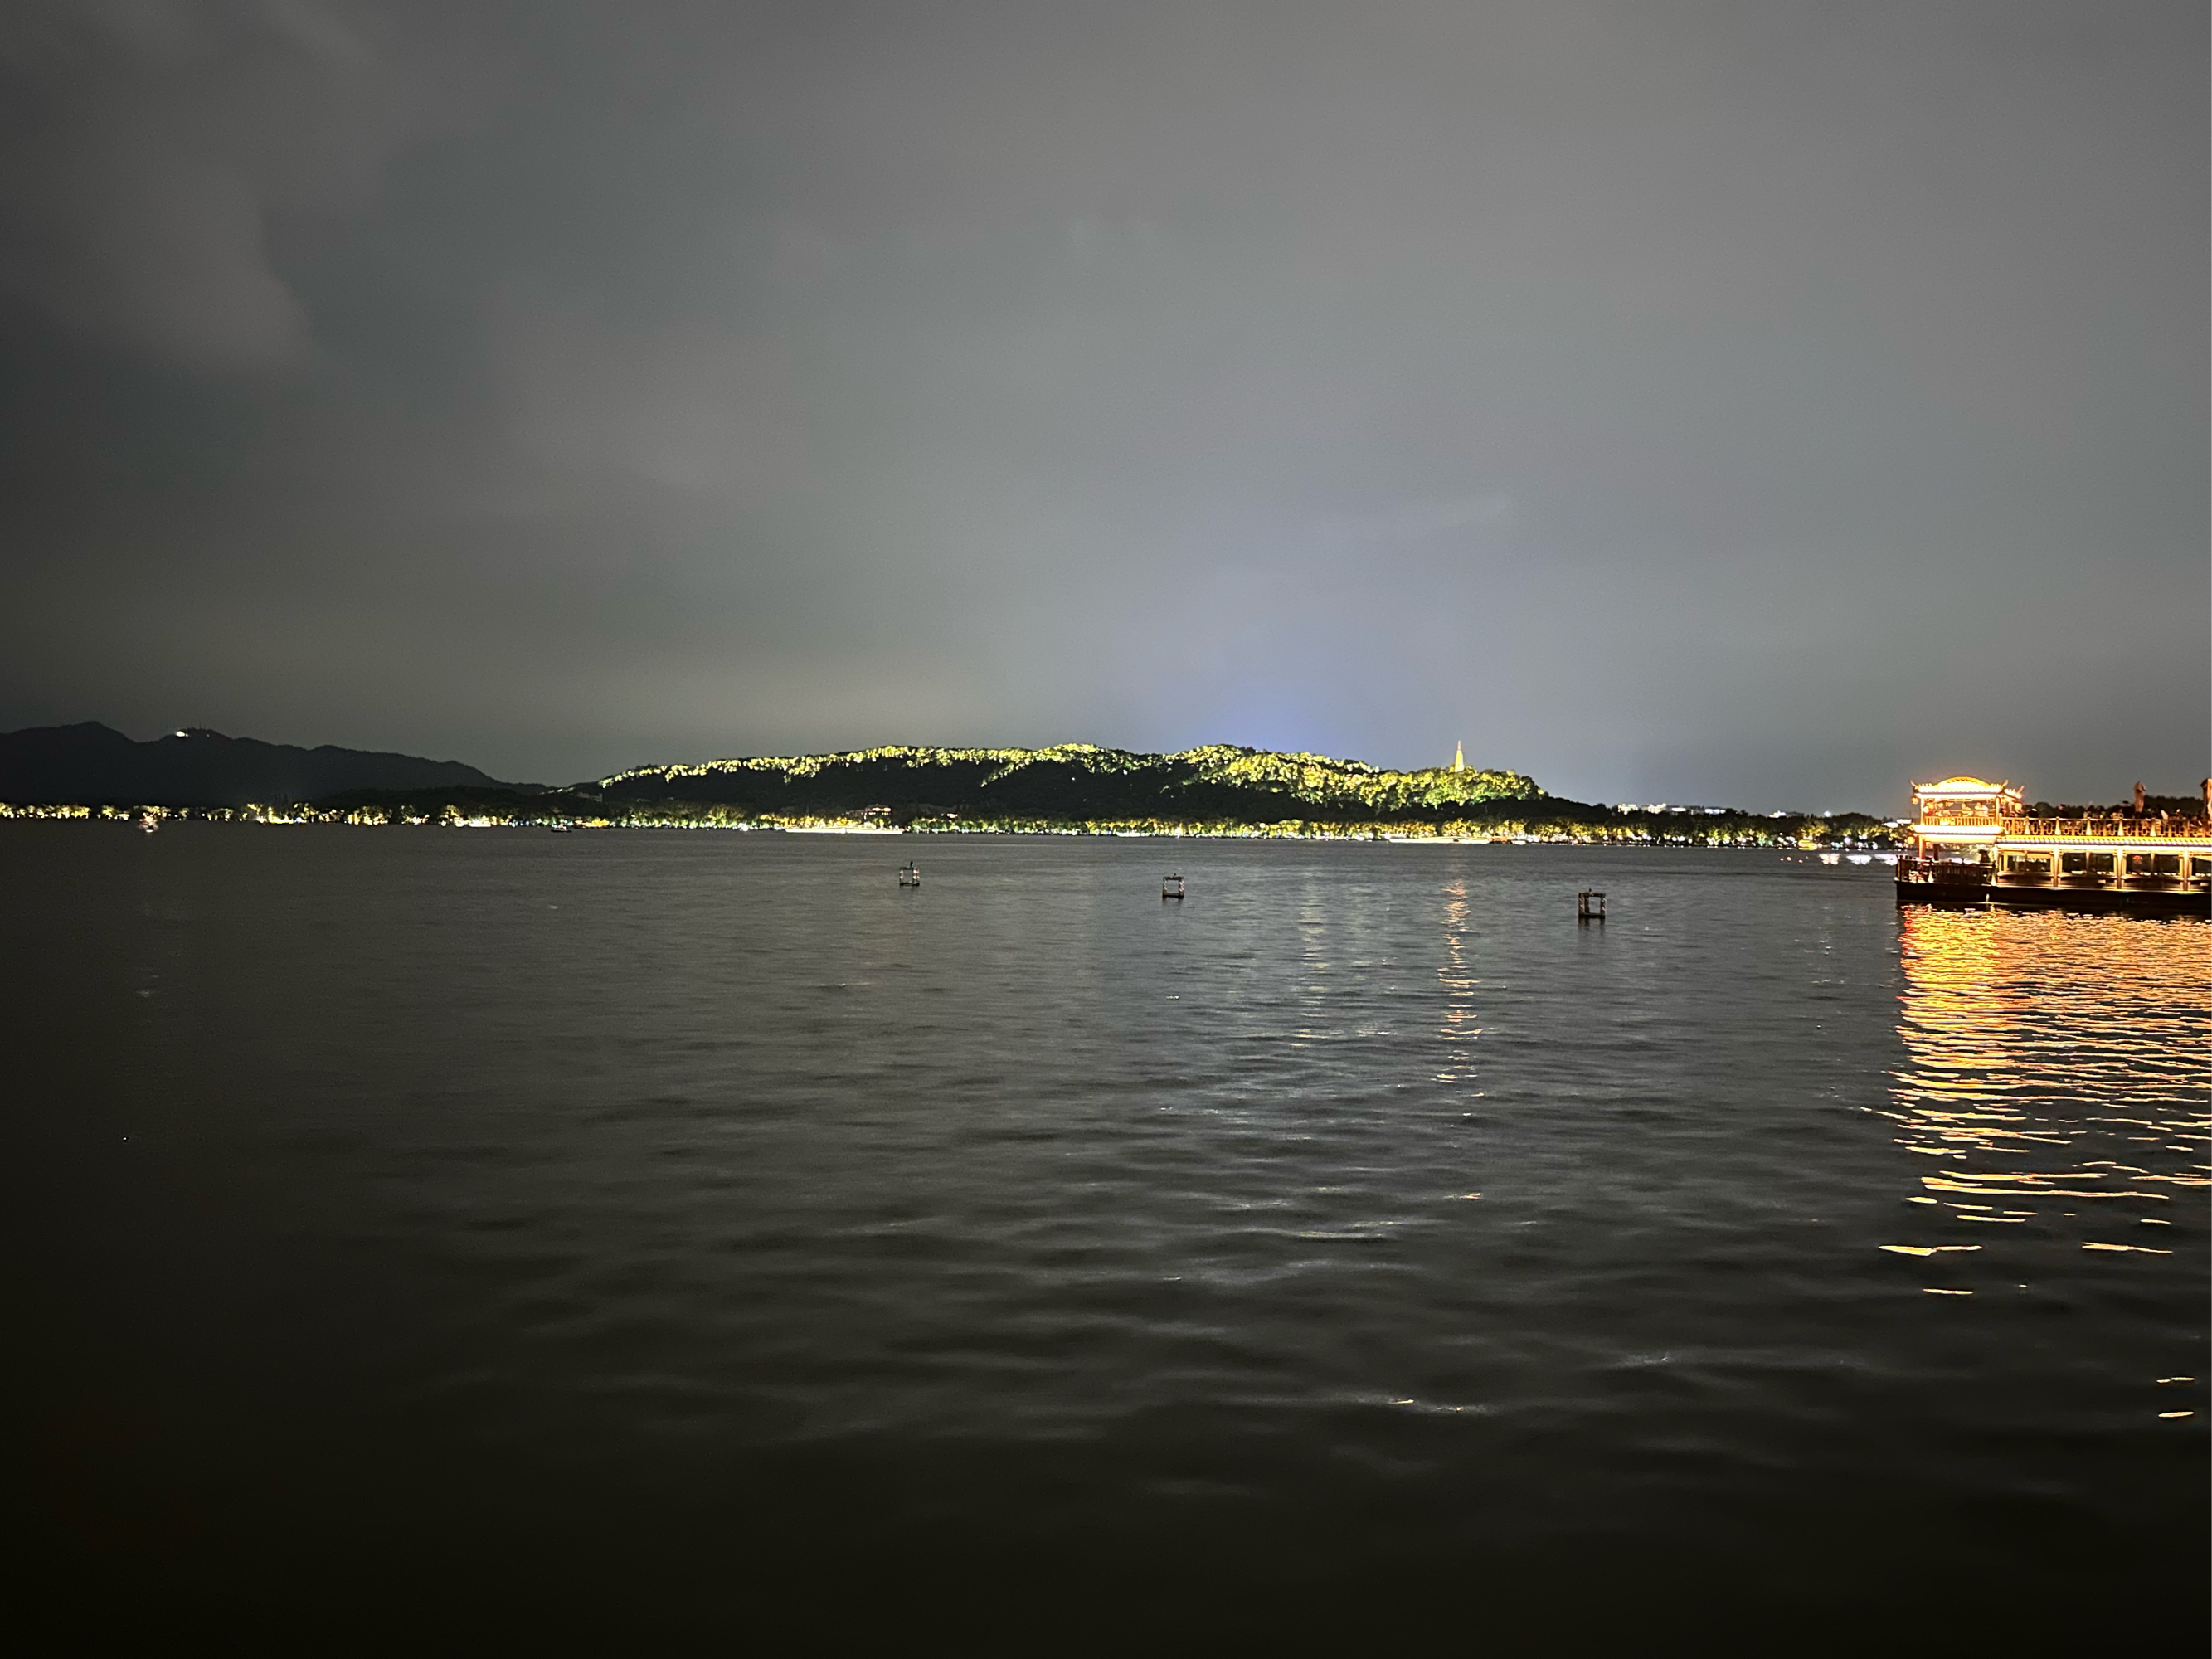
<box><xmin>1894</xmin><ymin>869</ymin><xmax>2208</xmax><ymax>918</ymax></box>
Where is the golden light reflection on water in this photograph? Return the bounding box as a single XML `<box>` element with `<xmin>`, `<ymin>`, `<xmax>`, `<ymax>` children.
<box><xmin>1886</xmin><ymin>910</ymin><xmax>2210</xmax><ymax>1266</ymax></box>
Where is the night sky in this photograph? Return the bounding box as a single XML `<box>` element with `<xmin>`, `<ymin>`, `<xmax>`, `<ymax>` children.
<box><xmin>1</xmin><ymin>2</ymin><xmax>2202</xmax><ymax>810</ymax></box>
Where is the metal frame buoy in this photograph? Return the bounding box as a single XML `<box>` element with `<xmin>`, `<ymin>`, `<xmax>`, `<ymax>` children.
<box><xmin>898</xmin><ymin>860</ymin><xmax>921</xmax><ymax>888</ymax></box>
<box><xmin>1578</xmin><ymin>889</ymin><xmax>1605</xmax><ymax>922</ymax></box>
<box><xmin>1162</xmin><ymin>873</ymin><xmax>1184</xmax><ymax>901</ymax></box>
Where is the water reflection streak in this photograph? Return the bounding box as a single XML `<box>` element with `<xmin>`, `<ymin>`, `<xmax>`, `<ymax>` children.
<box><xmin>1888</xmin><ymin>910</ymin><xmax>2210</xmax><ymax>1247</ymax></box>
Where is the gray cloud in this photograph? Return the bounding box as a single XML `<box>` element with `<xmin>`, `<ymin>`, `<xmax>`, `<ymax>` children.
<box><xmin>0</xmin><ymin>0</ymin><xmax>447</xmax><ymax>372</ymax></box>
<box><xmin>0</xmin><ymin>1</ymin><xmax>2202</xmax><ymax>807</ymax></box>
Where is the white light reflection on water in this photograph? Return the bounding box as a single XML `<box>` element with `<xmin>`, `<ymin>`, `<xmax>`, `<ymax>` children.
<box><xmin>1435</xmin><ymin>878</ymin><xmax>1480</xmax><ymax>1087</ymax></box>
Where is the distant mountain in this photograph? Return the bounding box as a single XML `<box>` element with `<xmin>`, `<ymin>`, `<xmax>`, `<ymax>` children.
<box><xmin>1</xmin><ymin>726</ymin><xmax>1908</xmax><ymax>843</ymax></box>
<box><xmin>0</xmin><ymin>722</ymin><xmax>516</xmax><ymax>807</ymax></box>
<box><xmin>233</xmin><ymin>738</ymin><xmax>1894</xmax><ymax>844</ymax></box>
<box><xmin>597</xmin><ymin>742</ymin><xmax>1542</xmax><ymax>825</ymax></box>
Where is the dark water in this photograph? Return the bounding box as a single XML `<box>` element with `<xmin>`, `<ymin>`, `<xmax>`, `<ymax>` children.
<box><xmin>6</xmin><ymin>825</ymin><xmax>2205</xmax><ymax>1645</ymax></box>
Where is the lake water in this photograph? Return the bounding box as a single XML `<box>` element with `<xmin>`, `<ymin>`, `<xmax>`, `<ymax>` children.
<box><xmin>5</xmin><ymin>826</ymin><xmax>2205</xmax><ymax>1644</ymax></box>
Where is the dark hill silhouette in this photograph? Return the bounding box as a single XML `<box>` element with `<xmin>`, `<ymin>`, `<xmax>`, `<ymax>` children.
<box><xmin>0</xmin><ymin>722</ymin><xmax>516</xmax><ymax>806</ymax></box>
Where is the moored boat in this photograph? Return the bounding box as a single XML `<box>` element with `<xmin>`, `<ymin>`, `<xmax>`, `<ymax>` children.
<box><xmin>1895</xmin><ymin>777</ymin><xmax>2210</xmax><ymax>917</ymax></box>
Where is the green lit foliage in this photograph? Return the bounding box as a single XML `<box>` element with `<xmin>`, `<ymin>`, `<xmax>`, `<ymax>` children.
<box><xmin>66</xmin><ymin>744</ymin><xmax>1898</xmax><ymax>845</ymax></box>
<box><xmin>596</xmin><ymin>742</ymin><xmax>1541</xmax><ymax>824</ymax></box>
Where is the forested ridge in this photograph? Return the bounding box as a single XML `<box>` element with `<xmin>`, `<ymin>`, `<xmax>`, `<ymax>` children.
<box><xmin>287</xmin><ymin>742</ymin><xmax>1894</xmax><ymax>844</ymax></box>
<box><xmin>598</xmin><ymin>742</ymin><xmax>1538</xmax><ymax>825</ymax></box>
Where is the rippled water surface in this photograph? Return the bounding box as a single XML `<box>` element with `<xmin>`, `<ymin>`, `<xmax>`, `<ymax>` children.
<box><xmin>6</xmin><ymin>826</ymin><xmax>2205</xmax><ymax>1642</ymax></box>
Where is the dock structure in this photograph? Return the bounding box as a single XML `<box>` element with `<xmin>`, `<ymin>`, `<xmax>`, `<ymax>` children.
<box><xmin>1895</xmin><ymin>777</ymin><xmax>2210</xmax><ymax>917</ymax></box>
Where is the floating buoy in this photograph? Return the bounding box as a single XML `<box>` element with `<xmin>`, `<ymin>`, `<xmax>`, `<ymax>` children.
<box><xmin>898</xmin><ymin>860</ymin><xmax>921</xmax><ymax>888</ymax></box>
<box><xmin>1577</xmin><ymin>889</ymin><xmax>1606</xmax><ymax>922</ymax></box>
<box><xmin>1162</xmin><ymin>873</ymin><xmax>1184</xmax><ymax>900</ymax></box>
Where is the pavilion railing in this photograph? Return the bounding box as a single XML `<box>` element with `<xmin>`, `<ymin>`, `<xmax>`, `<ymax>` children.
<box><xmin>2003</xmin><ymin>818</ymin><xmax>2212</xmax><ymax>841</ymax></box>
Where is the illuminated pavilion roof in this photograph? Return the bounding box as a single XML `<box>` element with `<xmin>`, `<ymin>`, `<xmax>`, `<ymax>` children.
<box><xmin>1916</xmin><ymin>776</ymin><xmax>2018</xmax><ymax>795</ymax></box>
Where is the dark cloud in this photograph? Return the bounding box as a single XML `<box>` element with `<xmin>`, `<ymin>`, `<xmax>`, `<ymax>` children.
<box><xmin>0</xmin><ymin>1</ymin><xmax>2202</xmax><ymax>807</ymax></box>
